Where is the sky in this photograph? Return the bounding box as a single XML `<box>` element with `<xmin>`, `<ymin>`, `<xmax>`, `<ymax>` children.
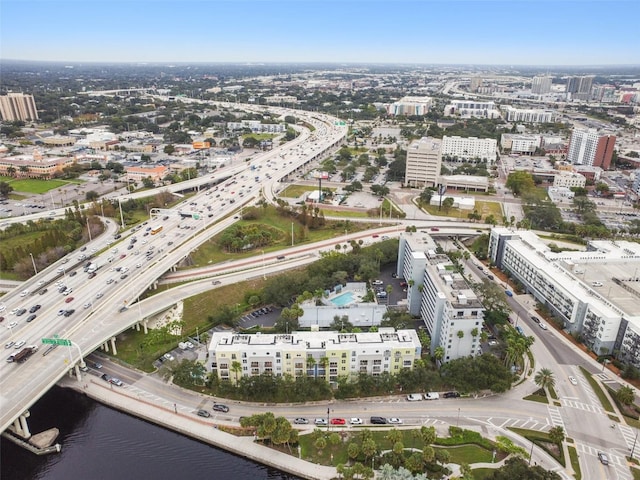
<box><xmin>1</xmin><ymin>0</ymin><xmax>639</xmax><ymax>65</ymax></box>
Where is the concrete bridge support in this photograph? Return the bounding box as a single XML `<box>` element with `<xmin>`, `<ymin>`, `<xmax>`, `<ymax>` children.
<box><xmin>13</xmin><ymin>411</ymin><xmax>31</xmax><ymax>438</ymax></box>
<box><xmin>74</xmin><ymin>364</ymin><xmax>82</xmax><ymax>382</ymax></box>
<box><xmin>142</xmin><ymin>319</ymin><xmax>149</xmax><ymax>334</ymax></box>
<box><xmin>135</xmin><ymin>322</ymin><xmax>140</xmax><ymax>332</ymax></box>
<box><xmin>110</xmin><ymin>337</ymin><xmax>117</xmax><ymax>355</ymax></box>
<box><xmin>102</xmin><ymin>341</ymin><xmax>109</xmax><ymax>352</ymax></box>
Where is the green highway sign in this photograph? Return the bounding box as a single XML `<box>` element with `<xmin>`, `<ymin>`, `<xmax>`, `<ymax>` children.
<box><xmin>42</xmin><ymin>338</ymin><xmax>72</xmax><ymax>346</ymax></box>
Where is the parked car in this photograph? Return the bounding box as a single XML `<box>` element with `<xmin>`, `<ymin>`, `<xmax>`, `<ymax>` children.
<box><xmin>330</xmin><ymin>418</ymin><xmax>346</xmax><ymax>425</ymax></box>
<box><xmin>314</xmin><ymin>418</ymin><xmax>328</xmax><ymax>426</ymax></box>
<box><xmin>349</xmin><ymin>418</ymin><xmax>363</xmax><ymax>425</ymax></box>
<box><xmin>212</xmin><ymin>404</ymin><xmax>229</xmax><ymax>413</ymax></box>
<box><xmin>293</xmin><ymin>418</ymin><xmax>309</xmax><ymax>424</ymax></box>
<box><xmin>424</xmin><ymin>392</ymin><xmax>440</xmax><ymax>400</ymax></box>
<box><xmin>387</xmin><ymin>418</ymin><xmax>403</xmax><ymax>424</ymax></box>
<box><xmin>443</xmin><ymin>391</ymin><xmax>461</xmax><ymax>398</ymax></box>
<box><xmin>370</xmin><ymin>416</ymin><xmax>387</xmax><ymax>425</ymax></box>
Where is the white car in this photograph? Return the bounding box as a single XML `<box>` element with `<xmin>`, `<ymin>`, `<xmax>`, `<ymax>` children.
<box><xmin>8</xmin><ymin>321</ymin><xmax>18</xmax><ymax>329</ymax></box>
<box><xmin>569</xmin><ymin>376</ymin><xmax>578</xmax><ymax>385</ymax></box>
<box><xmin>83</xmin><ymin>303</ymin><xmax>92</xmax><ymax>309</ymax></box>
<box><xmin>0</xmin><ymin>305</ymin><xmax>5</xmax><ymax>313</ymax></box>
<box><xmin>14</xmin><ymin>340</ymin><xmax>26</xmax><ymax>349</ymax></box>
<box><xmin>136</xmin><ymin>263</ymin><xmax>142</xmax><ymax>268</ymax></box>
<box><xmin>37</xmin><ymin>280</ymin><xmax>45</xmax><ymax>286</ymax></box>
<box><xmin>163</xmin><ymin>353</ymin><xmax>175</xmax><ymax>361</ymax></box>
<box><xmin>372</xmin><ymin>280</ymin><xmax>384</xmax><ymax>286</ymax></box>
<box><xmin>185</xmin><ymin>341</ymin><xmax>195</xmax><ymax>349</ymax></box>
<box><xmin>387</xmin><ymin>418</ymin><xmax>403</xmax><ymax>424</ymax></box>
<box><xmin>539</xmin><ymin>322</ymin><xmax>548</xmax><ymax>330</ymax></box>
<box><xmin>349</xmin><ymin>418</ymin><xmax>363</xmax><ymax>425</ymax></box>
<box><xmin>20</xmin><ymin>290</ymin><xmax>29</xmax><ymax>297</ymax></box>
<box><xmin>96</xmin><ymin>292</ymin><xmax>104</xmax><ymax>299</ymax></box>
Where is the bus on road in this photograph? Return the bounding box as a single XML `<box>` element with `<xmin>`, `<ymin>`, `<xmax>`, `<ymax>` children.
<box><xmin>151</xmin><ymin>226</ymin><xmax>163</xmax><ymax>235</ymax></box>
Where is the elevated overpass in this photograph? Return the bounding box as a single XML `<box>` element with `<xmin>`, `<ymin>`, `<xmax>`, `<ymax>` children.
<box><xmin>0</xmin><ymin>102</ymin><xmax>347</xmax><ymax>435</ymax></box>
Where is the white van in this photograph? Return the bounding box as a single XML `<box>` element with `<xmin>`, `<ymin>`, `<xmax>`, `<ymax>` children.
<box><xmin>407</xmin><ymin>393</ymin><xmax>423</xmax><ymax>402</ymax></box>
<box><xmin>424</xmin><ymin>392</ymin><xmax>440</xmax><ymax>400</ymax></box>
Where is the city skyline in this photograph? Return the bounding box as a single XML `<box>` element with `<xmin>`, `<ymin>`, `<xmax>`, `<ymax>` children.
<box><xmin>1</xmin><ymin>0</ymin><xmax>639</xmax><ymax>66</ymax></box>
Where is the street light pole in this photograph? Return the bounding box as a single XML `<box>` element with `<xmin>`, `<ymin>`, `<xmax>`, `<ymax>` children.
<box><xmin>632</xmin><ymin>431</ymin><xmax>639</xmax><ymax>459</ymax></box>
<box><xmin>29</xmin><ymin>253</ymin><xmax>38</xmax><ymax>275</ymax></box>
<box><xmin>261</xmin><ymin>250</ymin><xmax>266</xmax><ymax>280</ymax></box>
<box><xmin>457</xmin><ymin>408</ymin><xmax>460</xmax><ymax>427</ymax></box>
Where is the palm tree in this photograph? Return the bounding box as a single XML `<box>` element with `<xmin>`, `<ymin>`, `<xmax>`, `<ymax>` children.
<box><xmin>307</xmin><ymin>356</ymin><xmax>317</xmax><ymax>378</ymax></box>
<box><xmin>534</xmin><ymin>368</ymin><xmax>555</xmax><ymax>391</ymax></box>
<box><xmin>231</xmin><ymin>360</ymin><xmax>242</xmax><ymax>385</ymax></box>
<box><xmin>434</xmin><ymin>346</ymin><xmax>445</xmax><ymax>363</ymax></box>
<box><xmin>616</xmin><ymin>386</ymin><xmax>635</xmax><ymax>406</ymax></box>
<box><xmin>549</xmin><ymin>426</ymin><xmax>565</xmax><ymax>445</ymax></box>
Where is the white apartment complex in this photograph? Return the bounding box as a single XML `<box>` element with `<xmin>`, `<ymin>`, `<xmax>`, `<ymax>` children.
<box><xmin>387</xmin><ymin>96</ymin><xmax>432</xmax><ymax>116</ymax></box>
<box><xmin>405</xmin><ymin>137</ymin><xmax>442</xmax><ymax>188</ymax></box>
<box><xmin>227</xmin><ymin>120</ymin><xmax>286</xmax><ymax>133</ymax></box>
<box><xmin>0</xmin><ymin>93</ymin><xmax>39</xmax><ymax>122</ymax></box>
<box><xmin>398</xmin><ymin>234</ymin><xmax>485</xmax><ymax>362</ymax></box>
<box><xmin>445</xmin><ymin>100</ymin><xmax>500</xmax><ymax>119</ymax></box>
<box><xmin>264</xmin><ymin>95</ymin><xmax>298</xmax><ymax>104</ymax></box>
<box><xmin>207</xmin><ymin>328</ymin><xmax>421</xmax><ymax>384</ymax></box>
<box><xmin>441</xmin><ymin>135</ymin><xmax>497</xmax><ymax>162</ymax></box>
<box><xmin>503</xmin><ymin>106</ymin><xmax>555</xmax><ymax>124</ymax></box>
<box><xmin>489</xmin><ymin>228</ymin><xmax>640</xmax><ymax>365</ymax></box>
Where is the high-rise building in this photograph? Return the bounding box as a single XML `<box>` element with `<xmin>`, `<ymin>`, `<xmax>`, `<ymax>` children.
<box><xmin>567</xmin><ymin>129</ymin><xmax>616</xmax><ymax>169</ymax></box>
<box><xmin>397</xmin><ymin>234</ymin><xmax>485</xmax><ymax>362</ymax></box>
<box><xmin>0</xmin><ymin>93</ymin><xmax>39</xmax><ymax>122</ymax></box>
<box><xmin>387</xmin><ymin>96</ymin><xmax>432</xmax><ymax>116</ymax></box>
<box><xmin>531</xmin><ymin>76</ymin><xmax>552</xmax><ymax>95</ymax></box>
<box><xmin>566</xmin><ymin>76</ymin><xmax>594</xmax><ymax>101</ymax></box>
<box><xmin>404</xmin><ymin>137</ymin><xmax>442</xmax><ymax>188</ymax></box>
<box><xmin>469</xmin><ymin>77</ymin><xmax>483</xmax><ymax>93</ymax></box>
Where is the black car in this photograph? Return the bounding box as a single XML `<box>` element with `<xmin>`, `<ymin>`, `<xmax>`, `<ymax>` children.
<box><xmin>69</xmin><ymin>271</ymin><xmax>77</xmax><ymax>277</ymax></box>
<box><xmin>29</xmin><ymin>304</ymin><xmax>41</xmax><ymax>313</ymax></box>
<box><xmin>26</xmin><ymin>314</ymin><xmax>37</xmax><ymax>322</ymax></box>
<box><xmin>15</xmin><ymin>308</ymin><xmax>27</xmax><ymax>316</ymax></box>
<box><xmin>39</xmin><ymin>289</ymin><xmax>48</xmax><ymax>295</ymax></box>
<box><xmin>212</xmin><ymin>404</ymin><xmax>229</xmax><ymax>413</ymax></box>
<box><xmin>370</xmin><ymin>416</ymin><xmax>387</xmax><ymax>424</ymax></box>
<box><xmin>64</xmin><ymin>309</ymin><xmax>75</xmax><ymax>317</ymax></box>
<box><xmin>443</xmin><ymin>391</ymin><xmax>461</xmax><ymax>398</ymax></box>
<box><xmin>101</xmin><ymin>373</ymin><xmax>110</xmax><ymax>382</ymax></box>
<box><xmin>530</xmin><ymin>316</ymin><xmax>540</xmax><ymax>324</ymax></box>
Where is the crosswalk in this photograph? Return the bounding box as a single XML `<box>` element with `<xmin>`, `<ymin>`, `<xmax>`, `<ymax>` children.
<box><xmin>618</xmin><ymin>424</ymin><xmax>639</xmax><ymax>453</ymax></box>
<box><xmin>547</xmin><ymin>405</ymin><xmax>565</xmax><ymax>429</ymax></box>
<box><xmin>484</xmin><ymin>416</ymin><xmax>550</xmax><ymax>432</ymax></box>
<box><xmin>561</xmin><ymin>398</ymin><xmax>605</xmax><ymax>414</ymax></box>
<box><xmin>575</xmin><ymin>442</ymin><xmax>632</xmax><ymax>480</ymax></box>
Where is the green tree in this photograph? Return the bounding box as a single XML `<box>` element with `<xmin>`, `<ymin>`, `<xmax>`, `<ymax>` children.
<box><xmin>231</xmin><ymin>360</ymin><xmax>242</xmax><ymax>384</ymax></box>
<box><xmin>534</xmin><ymin>368</ymin><xmax>556</xmax><ymax>391</ymax></box>
<box><xmin>85</xmin><ymin>190</ymin><xmax>99</xmax><ymax>201</ymax></box>
<box><xmin>616</xmin><ymin>385</ymin><xmax>635</xmax><ymax>406</ymax></box>
<box><xmin>548</xmin><ymin>426</ymin><xmax>565</xmax><ymax>445</ymax></box>
<box><xmin>442</xmin><ymin>197</ymin><xmax>455</xmax><ymax>213</ymax></box>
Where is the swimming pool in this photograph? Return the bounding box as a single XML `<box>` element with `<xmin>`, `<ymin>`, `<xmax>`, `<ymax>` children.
<box><xmin>330</xmin><ymin>291</ymin><xmax>355</xmax><ymax>307</ymax></box>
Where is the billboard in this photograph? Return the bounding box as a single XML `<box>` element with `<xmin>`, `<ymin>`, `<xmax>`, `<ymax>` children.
<box><xmin>192</xmin><ymin>141</ymin><xmax>211</xmax><ymax>150</ymax></box>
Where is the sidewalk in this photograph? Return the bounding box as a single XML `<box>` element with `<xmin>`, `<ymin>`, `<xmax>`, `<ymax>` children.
<box><xmin>61</xmin><ymin>376</ymin><xmax>336</xmax><ymax>480</ymax></box>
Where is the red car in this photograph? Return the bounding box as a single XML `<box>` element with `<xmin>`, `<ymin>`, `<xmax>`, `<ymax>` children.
<box><xmin>120</xmin><ymin>254</ymin><xmax>126</xmax><ymax>259</ymax></box>
<box><xmin>64</xmin><ymin>297</ymin><xmax>74</xmax><ymax>303</ymax></box>
<box><xmin>330</xmin><ymin>418</ymin><xmax>346</xmax><ymax>425</ymax></box>
<box><xmin>372</xmin><ymin>234</ymin><xmax>379</xmax><ymax>238</ymax></box>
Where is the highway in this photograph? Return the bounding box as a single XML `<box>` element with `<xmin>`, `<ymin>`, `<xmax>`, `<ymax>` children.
<box><xmin>0</xmin><ymin>102</ymin><xmax>347</xmax><ymax>434</ymax></box>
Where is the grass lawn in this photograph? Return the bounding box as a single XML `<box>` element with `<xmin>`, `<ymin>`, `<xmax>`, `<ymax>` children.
<box><xmin>422</xmin><ymin>200</ymin><xmax>502</xmax><ymax>222</ymax></box>
<box><xmin>633</xmin><ymin>467</ymin><xmax>640</xmax><ymax>480</ymax></box>
<box><xmin>567</xmin><ymin>445</ymin><xmax>581</xmax><ymax>480</ymax></box>
<box><xmin>242</xmin><ymin>133</ymin><xmax>275</xmax><ymax>141</ymax></box>
<box><xmin>318</xmin><ymin>208</ymin><xmax>370</xmax><ymax>218</ymax></box>
<box><xmin>523</xmin><ymin>393</ymin><xmax>549</xmax><ymax>404</ymax></box>
<box><xmin>507</xmin><ymin>427</ymin><xmax>564</xmax><ymax>466</ymax></box>
<box><xmin>8</xmin><ymin>178</ymin><xmax>69</xmax><ymax>194</ymax></box>
<box><xmin>438</xmin><ymin>444</ymin><xmax>495</xmax><ymax>464</ymax></box>
<box><xmin>187</xmin><ymin>206</ymin><xmax>377</xmax><ymax>267</ymax></box>
<box><xmin>279</xmin><ymin>185</ymin><xmax>332</xmax><ymax>198</ymax></box>
<box><xmin>470</xmin><ymin>468</ymin><xmax>495</xmax><ymax>479</ymax></box>
<box><xmin>579</xmin><ymin>366</ymin><xmax>614</xmax><ymax>412</ymax></box>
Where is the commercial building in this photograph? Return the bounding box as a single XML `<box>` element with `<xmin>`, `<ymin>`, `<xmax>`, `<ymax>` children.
<box><xmin>404</xmin><ymin>137</ymin><xmax>442</xmax><ymax>188</ymax></box>
<box><xmin>553</xmin><ymin>171</ymin><xmax>586</xmax><ymax>189</ymax></box>
<box><xmin>567</xmin><ymin>129</ymin><xmax>616</xmax><ymax>169</ymax></box>
<box><xmin>207</xmin><ymin>328</ymin><xmax>421</xmax><ymax>384</ymax></box>
<box><xmin>489</xmin><ymin>228</ymin><xmax>640</xmax><ymax>365</ymax></box>
<box><xmin>387</xmin><ymin>96</ymin><xmax>432</xmax><ymax>116</ymax></box>
<box><xmin>503</xmin><ymin>106</ymin><xmax>555</xmax><ymax>124</ymax></box>
<box><xmin>444</xmin><ymin>100</ymin><xmax>500</xmax><ymax>119</ymax></box>
<box><xmin>397</xmin><ymin>234</ymin><xmax>485</xmax><ymax>361</ymax></box>
<box><xmin>441</xmin><ymin>135</ymin><xmax>497</xmax><ymax>162</ymax></box>
<box><xmin>124</xmin><ymin>165</ymin><xmax>168</xmax><ymax>185</ymax></box>
<box><xmin>0</xmin><ymin>93</ymin><xmax>39</xmax><ymax>122</ymax></box>
<box><xmin>531</xmin><ymin>76</ymin><xmax>553</xmax><ymax>95</ymax></box>
<box><xmin>0</xmin><ymin>150</ymin><xmax>73</xmax><ymax>179</ymax></box>
<box><xmin>264</xmin><ymin>95</ymin><xmax>298</xmax><ymax>105</ymax></box>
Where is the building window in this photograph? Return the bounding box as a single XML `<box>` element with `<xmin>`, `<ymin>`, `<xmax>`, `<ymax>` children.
<box><xmin>231</xmin><ymin>354</ymin><xmax>237</xmax><ymax>359</ymax></box>
<box><xmin>342</xmin><ymin>352</ymin><xmax>347</xmax><ymax>358</ymax></box>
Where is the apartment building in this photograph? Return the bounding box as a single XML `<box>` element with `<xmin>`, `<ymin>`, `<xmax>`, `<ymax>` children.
<box><xmin>0</xmin><ymin>151</ymin><xmax>74</xmax><ymax>179</ymax></box>
<box><xmin>227</xmin><ymin>120</ymin><xmax>286</xmax><ymax>133</ymax></box>
<box><xmin>441</xmin><ymin>135</ymin><xmax>497</xmax><ymax>162</ymax></box>
<box><xmin>567</xmin><ymin>129</ymin><xmax>616</xmax><ymax>169</ymax></box>
<box><xmin>444</xmin><ymin>100</ymin><xmax>500</xmax><ymax>119</ymax></box>
<box><xmin>207</xmin><ymin>328</ymin><xmax>421</xmax><ymax>384</ymax></box>
<box><xmin>0</xmin><ymin>93</ymin><xmax>39</xmax><ymax>122</ymax></box>
<box><xmin>566</xmin><ymin>76</ymin><xmax>594</xmax><ymax>101</ymax></box>
<box><xmin>264</xmin><ymin>95</ymin><xmax>298</xmax><ymax>104</ymax></box>
<box><xmin>489</xmin><ymin>228</ymin><xmax>640</xmax><ymax>364</ymax></box>
<box><xmin>469</xmin><ymin>77</ymin><xmax>483</xmax><ymax>93</ymax></box>
<box><xmin>397</xmin><ymin>234</ymin><xmax>485</xmax><ymax>361</ymax></box>
<box><xmin>503</xmin><ymin>106</ymin><xmax>555</xmax><ymax>124</ymax></box>
<box><xmin>531</xmin><ymin>76</ymin><xmax>552</xmax><ymax>95</ymax></box>
<box><xmin>500</xmin><ymin>134</ymin><xmax>541</xmax><ymax>155</ymax></box>
<box><xmin>404</xmin><ymin>137</ymin><xmax>442</xmax><ymax>188</ymax></box>
<box><xmin>387</xmin><ymin>96</ymin><xmax>432</xmax><ymax>116</ymax></box>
